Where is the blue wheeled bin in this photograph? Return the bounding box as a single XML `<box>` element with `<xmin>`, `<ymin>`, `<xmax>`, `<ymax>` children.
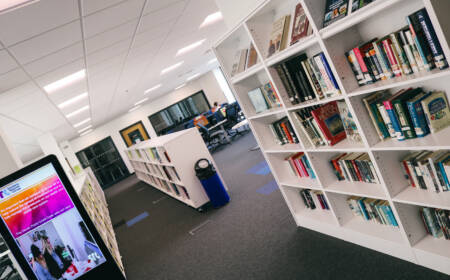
<box><xmin>195</xmin><ymin>159</ymin><xmax>230</xmax><ymax>208</ymax></box>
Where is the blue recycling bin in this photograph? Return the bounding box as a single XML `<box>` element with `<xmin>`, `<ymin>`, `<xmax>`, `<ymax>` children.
<box><xmin>195</xmin><ymin>159</ymin><xmax>230</xmax><ymax>208</ymax></box>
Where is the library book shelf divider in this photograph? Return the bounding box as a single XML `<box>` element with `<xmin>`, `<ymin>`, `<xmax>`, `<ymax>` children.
<box><xmin>125</xmin><ymin>128</ymin><xmax>227</xmax><ymax>210</ymax></box>
<box><xmin>213</xmin><ymin>0</ymin><xmax>450</xmax><ymax>275</ymax></box>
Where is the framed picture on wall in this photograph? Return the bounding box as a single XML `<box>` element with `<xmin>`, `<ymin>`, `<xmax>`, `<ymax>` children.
<box><xmin>119</xmin><ymin>121</ymin><xmax>150</xmax><ymax>147</ymax></box>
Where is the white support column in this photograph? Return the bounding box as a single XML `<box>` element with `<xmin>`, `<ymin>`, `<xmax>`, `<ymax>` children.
<box><xmin>0</xmin><ymin>126</ymin><xmax>22</xmax><ymax>178</ymax></box>
<box><xmin>37</xmin><ymin>133</ymin><xmax>73</xmax><ymax>177</ymax></box>
<box><xmin>59</xmin><ymin>140</ymin><xmax>83</xmax><ymax>174</ymax></box>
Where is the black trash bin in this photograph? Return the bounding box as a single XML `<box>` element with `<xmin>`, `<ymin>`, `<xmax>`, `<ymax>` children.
<box><xmin>195</xmin><ymin>159</ymin><xmax>230</xmax><ymax>208</ymax></box>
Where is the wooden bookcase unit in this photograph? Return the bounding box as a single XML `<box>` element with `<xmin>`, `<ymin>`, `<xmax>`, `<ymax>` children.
<box><xmin>213</xmin><ymin>0</ymin><xmax>450</xmax><ymax>275</ymax></box>
<box><xmin>125</xmin><ymin>128</ymin><xmax>226</xmax><ymax>210</ymax></box>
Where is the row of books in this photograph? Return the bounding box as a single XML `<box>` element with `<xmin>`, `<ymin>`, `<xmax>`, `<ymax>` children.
<box><xmin>346</xmin><ymin>8</ymin><xmax>448</xmax><ymax>87</ymax></box>
<box><xmin>274</xmin><ymin>52</ymin><xmax>340</xmax><ymax>105</ymax></box>
<box><xmin>231</xmin><ymin>43</ymin><xmax>258</xmax><ymax>77</ymax></box>
<box><xmin>162</xmin><ymin>166</ymin><xmax>181</xmax><ymax>182</ymax></box>
<box><xmin>285</xmin><ymin>152</ymin><xmax>316</xmax><ymax>179</ymax></box>
<box><xmin>299</xmin><ymin>189</ymin><xmax>330</xmax><ymax>210</ymax></box>
<box><xmin>267</xmin><ymin>3</ymin><xmax>313</xmax><ymax>58</ymax></box>
<box><xmin>270</xmin><ymin>117</ymin><xmax>299</xmax><ymax>145</ymax></box>
<box><xmin>137</xmin><ymin>171</ymin><xmax>190</xmax><ymax>200</ymax></box>
<box><xmin>401</xmin><ymin>150</ymin><xmax>450</xmax><ymax>193</ymax></box>
<box><xmin>292</xmin><ymin>101</ymin><xmax>360</xmax><ymax>148</ymax></box>
<box><xmin>247</xmin><ymin>81</ymin><xmax>282</xmax><ymax>114</ymax></box>
<box><xmin>330</xmin><ymin>152</ymin><xmax>380</xmax><ymax>184</ymax></box>
<box><xmin>362</xmin><ymin>88</ymin><xmax>450</xmax><ymax>142</ymax></box>
<box><xmin>420</xmin><ymin>207</ymin><xmax>450</xmax><ymax>240</ymax></box>
<box><xmin>323</xmin><ymin>0</ymin><xmax>376</xmax><ymax>28</ymax></box>
<box><xmin>347</xmin><ymin>196</ymin><xmax>398</xmax><ymax>227</ymax></box>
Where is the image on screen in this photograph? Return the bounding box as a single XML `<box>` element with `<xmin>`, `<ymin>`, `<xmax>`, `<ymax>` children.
<box><xmin>0</xmin><ymin>163</ymin><xmax>106</xmax><ymax>280</ymax></box>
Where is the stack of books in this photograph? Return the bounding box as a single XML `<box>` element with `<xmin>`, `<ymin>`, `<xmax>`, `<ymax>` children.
<box><xmin>285</xmin><ymin>152</ymin><xmax>316</xmax><ymax>179</ymax></box>
<box><xmin>274</xmin><ymin>52</ymin><xmax>340</xmax><ymax>105</ymax></box>
<box><xmin>299</xmin><ymin>189</ymin><xmax>330</xmax><ymax>210</ymax></box>
<box><xmin>347</xmin><ymin>196</ymin><xmax>398</xmax><ymax>227</ymax></box>
<box><xmin>330</xmin><ymin>153</ymin><xmax>380</xmax><ymax>184</ymax></box>
<box><xmin>247</xmin><ymin>82</ymin><xmax>282</xmax><ymax>114</ymax></box>
<box><xmin>346</xmin><ymin>8</ymin><xmax>448</xmax><ymax>87</ymax></box>
<box><xmin>267</xmin><ymin>3</ymin><xmax>313</xmax><ymax>58</ymax></box>
<box><xmin>420</xmin><ymin>207</ymin><xmax>450</xmax><ymax>240</ymax></box>
<box><xmin>293</xmin><ymin>101</ymin><xmax>360</xmax><ymax>147</ymax></box>
<box><xmin>323</xmin><ymin>0</ymin><xmax>376</xmax><ymax>28</ymax></box>
<box><xmin>400</xmin><ymin>150</ymin><xmax>449</xmax><ymax>192</ymax></box>
<box><xmin>269</xmin><ymin>117</ymin><xmax>299</xmax><ymax>145</ymax></box>
<box><xmin>362</xmin><ymin>88</ymin><xmax>450</xmax><ymax>142</ymax></box>
<box><xmin>230</xmin><ymin>43</ymin><xmax>259</xmax><ymax>77</ymax></box>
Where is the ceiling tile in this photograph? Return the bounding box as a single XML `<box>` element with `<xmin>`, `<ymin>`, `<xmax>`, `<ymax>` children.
<box><xmin>133</xmin><ymin>21</ymin><xmax>173</xmax><ymax>49</ymax></box>
<box><xmin>23</xmin><ymin>42</ymin><xmax>84</xmax><ymax>78</ymax></box>
<box><xmin>139</xmin><ymin>1</ymin><xmax>185</xmax><ymax>33</ymax></box>
<box><xmin>86</xmin><ymin>39</ymin><xmax>131</xmax><ymax>66</ymax></box>
<box><xmin>34</xmin><ymin>58</ymin><xmax>85</xmax><ymax>88</ymax></box>
<box><xmin>0</xmin><ymin>0</ymin><xmax>79</xmax><ymax>46</ymax></box>
<box><xmin>83</xmin><ymin>0</ymin><xmax>145</xmax><ymax>38</ymax></box>
<box><xmin>0</xmin><ymin>68</ymin><xmax>29</xmax><ymax>93</ymax></box>
<box><xmin>0</xmin><ymin>82</ymin><xmax>41</xmax><ymax>114</ymax></box>
<box><xmin>0</xmin><ymin>50</ymin><xmax>19</xmax><ymax>75</ymax></box>
<box><xmin>144</xmin><ymin>0</ymin><xmax>186</xmax><ymax>14</ymax></box>
<box><xmin>82</xmin><ymin>0</ymin><xmax>125</xmax><ymax>16</ymax></box>
<box><xmin>9</xmin><ymin>20</ymin><xmax>82</xmax><ymax>65</ymax></box>
<box><xmin>0</xmin><ymin>116</ymin><xmax>42</xmax><ymax>145</ymax></box>
<box><xmin>85</xmin><ymin>19</ymin><xmax>137</xmax><ymax>54</ymax></box>
<box><xmin>88</xmin><ymin>53</ymin><xmax>125</xmax><ymax>77</ymax></box>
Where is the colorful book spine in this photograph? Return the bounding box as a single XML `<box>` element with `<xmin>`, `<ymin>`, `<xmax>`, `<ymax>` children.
<box><xmin>407</xmin><ymin>14</ymin><xmax>434</xmax><ymax>71</ymax></box>
<box><xmin>382</xmin><ymin>38</ymin><xmax>402</xmax><ymax>77</ymax></box>
<box><xmin>406</xmin><ymin>95</ymin><xmax>430</xmax><ymax>137</ymax></box>
<box><xmin>383</xmin><ymin>100</ymin><xmax>406</xmax><ymax>141</ymax></box>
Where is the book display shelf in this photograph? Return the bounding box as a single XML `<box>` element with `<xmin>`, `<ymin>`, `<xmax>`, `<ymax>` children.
<box><xmin>126</xmin><ymin>128</ymin><xmax>226</xmax><ymax>210</ymax></box>
<box><xmin>72</xmin><ymin>168</ymin><xmax>124</xmax><ymax>273</ymax></box>
<box><xmin>213</xmin><ymin>0</ymin><xmax>450</xmax><ymax>274</ymax></box>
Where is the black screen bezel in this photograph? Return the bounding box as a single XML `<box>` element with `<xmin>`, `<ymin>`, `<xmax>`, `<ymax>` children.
<box><xmin>0</xmin><ymin>155</ymin><xmax>125</xmax><ymax>280</ymax></box>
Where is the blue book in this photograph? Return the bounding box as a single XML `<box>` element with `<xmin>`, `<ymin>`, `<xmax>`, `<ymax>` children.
<box><xmin>406</xmin><ymin>91</ymin><xmax>431</xmax><ymax>137</ymax></box>
<box><xmin>438</xmin><ymin>159</ymin><xmax>450</xmax><ymax>191</ymax></box>
<box><xmin>416</xmin><ymin>9</ymin><xmax>448</xmax><ymax>69</ymax></box>
<box><xmin>319</xmin><ymin>53</ymin><xmax>340</xmax><ymax>92</ymax></box>
<box><xmin>384</xmin><ymin>204</ymin><xmax>398</xmax><ymax>227</ymax></box>
<box><xmin>383</xmin><ymin>98</ymin><xmax>405</xmax><ymax>141</ymax></box>
<box><xmin>301</xmin><ymin>156</ymin><xmax>316</xmax><ymax>179</ymax></box>
<box><xmin>357</xmin><ymin>198</ymin><xmax>370</xmax><ymax>220</ymax></box>
<box><xmin>406</xmin><ymin>14</ymin><xmax>434</xmax><ymax>71</ymax></box>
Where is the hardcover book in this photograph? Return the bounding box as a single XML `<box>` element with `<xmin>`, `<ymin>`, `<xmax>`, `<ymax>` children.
<box><xmin>323</xmin><ymin>0</ymin><xmax>349</xmax><ymax>28</ymax></box>
<box><xmin>268</xmin><ymin>15</ymin><xmax>291</xmax><ymax>57</ymax></box>
<box><xmin>311</xmin><ymin>101</ymin><xmax>346</xmax><ymax>145</ymax></box>
<box><xmin>248</xmin><ymin>87</ymin><xmax>269</xmax><ymax>113</ymax></box>
<box><xmin>421</xmin><ymin>91</ymin><xmax>450</xmax><ymax>133</ymax></box>
<box><xmin>291</xmin><ymin>3</ymin><xmax>309</xmax><ymax>45</ymax></box>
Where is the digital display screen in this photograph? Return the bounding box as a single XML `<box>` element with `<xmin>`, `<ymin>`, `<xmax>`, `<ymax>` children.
<box><xmin>0</xmin><ymin>163</ymin><xmax>106</xmax><ymax>280</ymax></box>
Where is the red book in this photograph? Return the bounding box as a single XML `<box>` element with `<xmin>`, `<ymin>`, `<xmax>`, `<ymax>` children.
<box><xmin>350</xmin><ymin>159</ymin><xmax>364</xmax><ymax>182</ymax></box>
<box><xmin>331</xmin><ymin>153</ymin><xmax>347</xmax><ymax>180</ymax></box>
<box><xmin>381</xmin><ymin>38</ymin><xmax>402</xmax><ymax>77</ymax></box>
<box><xmin>286</xmin><ymin>154</ymin><xmax>302</xmax><ymax>176</ymax></box>
<box><xmin>401</xmin><ymin>160</ymin><xmax>416</xmax><ymax>187</ymax></box>
<box><xmin>280</xmin><ymin>122</ymin><xmax>294</xmax><ymax>143</ymax></box>
<box><xmin>315</xmin><ymin>193</ymin><xmax>326</xmax><ymax>209</ymax></box>
<box><xmin>311</xmin><ymin>101</ymin><xmax>346</xmax><ymax>145</ymax></box>
<box><xmin>290</xmin><ymin>3</ymin><xmax>309</xmax><ymax>45</ymax></box>
<box><xmin>294</xmin><ymin>154</ymin><xmax>309</xmax><ymax>177</ymax></box>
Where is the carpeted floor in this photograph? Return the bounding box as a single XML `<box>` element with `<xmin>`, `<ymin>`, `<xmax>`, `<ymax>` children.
<box><xmin>105</xmin><ymin>133</ymin><xmax>448</xmax><ymax>280</ymax></box>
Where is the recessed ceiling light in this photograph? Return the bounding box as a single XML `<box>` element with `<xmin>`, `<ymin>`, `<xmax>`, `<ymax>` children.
<box><xmin>176</xmin><ymin>39</ymin><xmax>206</xmax><ymax>56</ymax></box>
<box><xmin>66</xmin><ymin>105</ymin><xmax>89</xmax><ymax>118</ymax></box>
<box><xmin>44</xmin><ymin>69</ymin><xmax>86</xmax><ymax>93</ymax></box>
<box><xmin>0</xmin><ymin>0</ymin><xmax>39</xmax><ymax>14</ymax></box>
<box><xmin>186</xmin><ymin>73</ymin><xmax>200</xmax><ymax>81</ymax></box>
<box><xmin>200</xmin><ymin>11</ymin><xmax>223</xmax><ymax>28</ymax></box>
<box><xmin>144</xmin><ymin>84</ymin><xmax>162</xmax><ymax>94</ymax></box>
<box><xmin>161</xmin><ymin>61</ymin><xmax>184</xmax><ymax>75</ymax></box>
<box><xmin>175</xmin><ymin>83</ymin><xmax>186</xmax><ymax>90</ymax></box>
<box><xmin>79</xmin><ymin>129</ymin><xmax>93</xmax><ymax>137</ymax></box>
<box><xmin>77</xmin><ymin>125</ymin><xmax>92</xmax><ymax>134</ymax></box>
<box><xmin>208</xmin><ymin>58</ymin><xmax>218</xmax><ymax>64</ymax></box>
<box><xmin>73</xmin><ymin>118</ymin><xmax>91</xmax><ymax>128</ymax></box>
<box><xmin>58</xmin><ymin>92</ymin><xmax>88</xmax><ymax>109</ymax></box>
<box><xmin>134</xmin><ymin>97</ymin><xmax>149</xmax><ymax>106</ymax></box>
<box><xmin>129</xmin><ymin>105</ymin><xmax>141</xmax><ymax>112</ymax></box>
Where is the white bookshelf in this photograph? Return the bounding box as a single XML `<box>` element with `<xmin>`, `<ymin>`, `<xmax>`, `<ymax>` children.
<box><xmin>213</xmin><ymin>0</ymin><xmax>450</xmax><ymax>274</ymax></box>
<box><xmin>125</xmin><ymin>128</ymin><xmax>226</xmax><ymax>210</ymax></box>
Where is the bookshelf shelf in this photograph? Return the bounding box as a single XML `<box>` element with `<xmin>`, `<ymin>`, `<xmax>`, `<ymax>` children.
<box><xmin>214</xmin><ymin>0</ymin><xmax>450</xmax><ymax>274</ymax></box>
<box><xmin>126</xmin><ymin>128</ymin><xmax>227</xmax><ymax>209</ymax></box>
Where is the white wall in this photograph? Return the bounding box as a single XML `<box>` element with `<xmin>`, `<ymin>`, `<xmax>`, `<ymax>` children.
<box><xmin>214</xmin><ymin>0</ymin><xmax>266</xmax><ymax>29</ymax></box>
<box><xmin>70</xmin><ymin>70</ymin><xmax>227</xmax><ymax>173</ymax></box>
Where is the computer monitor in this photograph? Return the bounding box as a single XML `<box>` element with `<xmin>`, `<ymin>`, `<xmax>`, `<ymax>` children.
<box><xmin>0</xmin><ymin>155</ymin><xmax>125</xmax><ymax>280</ymax></box>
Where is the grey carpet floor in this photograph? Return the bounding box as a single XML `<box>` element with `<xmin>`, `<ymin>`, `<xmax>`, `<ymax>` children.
<box><xmin>105</xmin><ymin>133</ymin><xmax>449</xmax><ymax>280</ymax></box>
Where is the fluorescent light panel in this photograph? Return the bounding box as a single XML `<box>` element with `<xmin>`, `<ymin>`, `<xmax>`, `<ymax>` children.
<box><xmin>66</xmin><ymin>105</ymin><xmax>89</xmax><ymax>118</ymax></box>
<box><xmin>208</xmin><ymin>58</ymin><xmax>218</xmax><ymax>64</ymax></box>
<box><xmin>200</xmin><ymin>12</ymin><xmax>223</xmax><ymax>28</ymax></box>
<box><xmin>175</xmin><ymin>83</ymin><xmax>186</xmax><ymax>90</ymax></box>
<box><xmin>134</xmin><ymin>98</ymin><xmax>149</xmax><ymax>106</ymax></box>
<box><xmin>187</xmin><ymin>73</ymin><xmax>200</xmax><ymax>81</ymax></box>
<box><xmin>79</xmin><ymin>129</ymin><xmax>93</xmax><ymax>137</ymax></box>
<box><xmin>44</xmin><ymin>69</ymin><xmax>86</xmax><ymax>93</ymax></box>
<box><xmin>161</xmin><ymin>61</ymin><xmax>183</xmax><ymax>75</ymax></box>
<box><xmin>58</xmin><ymin>92</ymin><xmax>88</xmax><ymax>108</ymax></box>
<box><xmin>176</xmin><ymin>39</ymin><xmax>206</xmax><ymax>56</ymax></box>
<box><xmin>144</xmin><ymin>84</ymin><xmax>162</xmax><ymax>94</ymax></box>
<box><xmin>77</xmin><ymin>125</ymin><xmax>92</xmax><ymax>134</ymax></box>
<box><xmin>129</xmin><ymin>105</ymin><xmax>141</xmax><ymax>112</ymax></box>
<box><xmin>73</xmin><ymin>118</ymin><xmax>91</xmax><ymax>128</ymax></box>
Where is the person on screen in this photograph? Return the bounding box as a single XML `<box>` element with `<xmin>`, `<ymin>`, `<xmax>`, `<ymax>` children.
<box><xmin>31</xmin><ymin>245</ymin><xmax>57</xmax><ymax>280</ymax></box>
<box><xmin>42</xmin><ymin>237</ymin><xmax>64</xmax><ymax>278</ymax></box>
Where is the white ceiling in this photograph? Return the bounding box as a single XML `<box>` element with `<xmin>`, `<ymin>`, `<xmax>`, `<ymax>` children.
<box><xmin>0</xmin><ymin>0</ymin><xmax>227</xmax><ymax>162</ymax></box>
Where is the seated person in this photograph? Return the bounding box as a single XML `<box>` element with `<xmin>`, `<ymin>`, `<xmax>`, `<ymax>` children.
<box><xmin>31</xmin><ymin>245</ymin><xmax>58</xmax><ymax>280</ymax></box>
<box><xmin>211</xmin><ymin>102</ymin><xmax>220</xmax><ymax>113</ymax></box>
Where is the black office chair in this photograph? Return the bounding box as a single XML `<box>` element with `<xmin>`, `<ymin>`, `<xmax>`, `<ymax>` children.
<box><xmin>197</xmin><ymin>124</ymin><xmax>227</xmax><ymax>151</ymax></box>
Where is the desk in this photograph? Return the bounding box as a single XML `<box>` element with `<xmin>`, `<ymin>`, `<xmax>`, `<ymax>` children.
<box><xmin>208</xmin><ymin>119</ymin><xmax>230</xmax><ymax>143</ymax></box>
<box><xmin>231</xmin><ymin>119</ymin><xmax>249</xmax><ymax>130</ymax></box>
